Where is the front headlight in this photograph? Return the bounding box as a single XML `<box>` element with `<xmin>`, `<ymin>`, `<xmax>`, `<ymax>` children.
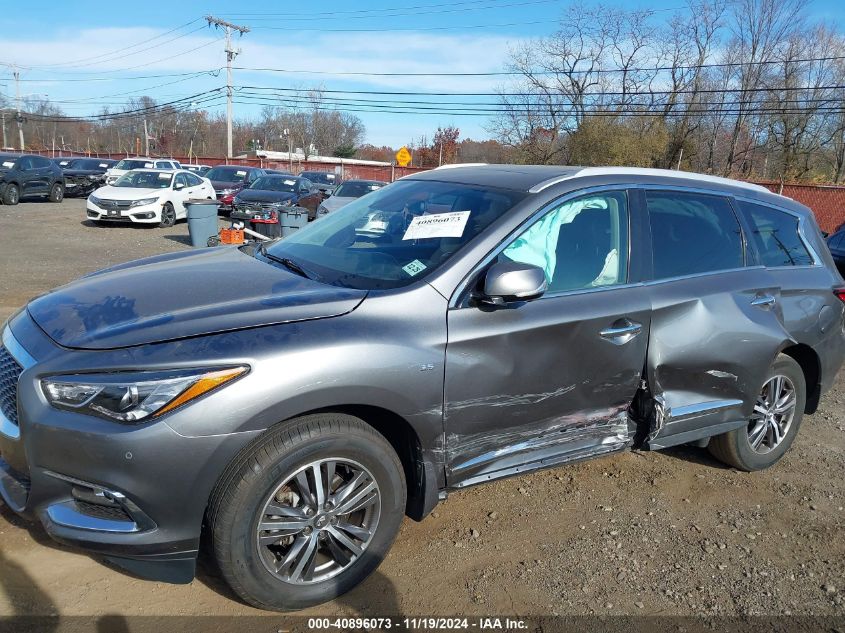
<box><xmin>130</xmin><ymin>197</ymin><xmax>159</xmax><ymax>208</ymax></box>
<box><xmin>42</xmin><ymin>367</ymin><xmax>247</xmax><ymax>424</ymax></box>
<box><xmin>89</xmin><ymin>195</ymin><xmax>101</xmax><ymax>206</ymax></box>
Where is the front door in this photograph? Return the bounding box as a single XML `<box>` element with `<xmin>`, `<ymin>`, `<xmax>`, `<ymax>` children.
<box><xmin>444</xmin><ymin>189</ymin><xmax>650</xmax><ymax>487</ymax></box>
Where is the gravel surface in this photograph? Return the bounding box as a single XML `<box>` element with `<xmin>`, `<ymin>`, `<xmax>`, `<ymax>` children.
<box><xmin>0</xmin><ymin>198</ymin><xmax>843</xmax><ymax>618</ymax></box>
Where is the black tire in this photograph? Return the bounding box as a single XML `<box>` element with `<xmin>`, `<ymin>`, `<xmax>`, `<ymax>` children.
<box><xmin>48</xmin><ymin>182</ymin><xmax>64</xmax><ymax>203</ymax></box>
<box><xmin>2</xmin><ymin>183</ymin><xmax>19</xmax><ymax>206</ymax></box>
<box><xmin>708</xmin><ymin>353</ymin><xmax>806</xmax><ymax>471</ymax></box>
<box><xmin>208</xmin><ymin>413</ymin><xmax>406</xmax><ymax>611</ymax></box>
<box><xmin>159</xmin><ymin>202</ymin><xmax>176</xmax><ymax>228</ymax></box>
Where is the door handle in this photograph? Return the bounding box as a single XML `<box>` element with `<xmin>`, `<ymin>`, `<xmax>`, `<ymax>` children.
<box><xmin>600</xmin><ymin>320</ymin><xmax>643</xmax><ymax>344</ymax></box>
<box><xmin>751</xmin><ymin>294</ymin><xmax>776</xmax><ymax>308</ymax></box>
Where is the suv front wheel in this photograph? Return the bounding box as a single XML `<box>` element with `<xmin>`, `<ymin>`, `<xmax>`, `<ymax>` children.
<box><xmin>708</xmin><ymin>353</ymin><xmax>806</xmax><ymax>471</ymax></box>
<box><xmin>208</xmin><ymin>413</ymin><xmax>407</xmax><ymax>611</ymax></box>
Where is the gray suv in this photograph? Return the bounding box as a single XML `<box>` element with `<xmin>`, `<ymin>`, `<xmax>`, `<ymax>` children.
<box><xmin>1</xmin><ymin>165</ymin><xmax>843</xmax><ymax>610</ymax></box>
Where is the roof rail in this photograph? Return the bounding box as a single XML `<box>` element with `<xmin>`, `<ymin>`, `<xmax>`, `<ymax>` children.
<box><xmin>529</xmin><ymin>167</ymin><xmax>771</xmax><ymax>194</ymax></box>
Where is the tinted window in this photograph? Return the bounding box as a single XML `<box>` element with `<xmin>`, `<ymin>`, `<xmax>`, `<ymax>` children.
<box><xmin>175</xmin><ymin>173</ymin><xmax>189</xmax><ymax>188</ymax></box>
<box><xmin>500</xmin><ymin>191</ymin><xmax>629</xmax><ymax>293</ymax></box>
<box><xmin>738</xmin><ymin>201</ymin><xmax>813</xmax><ymax>267</ymax></box>
<box><xmin>18</xmin><ymin>157</ymin><xmax>33</xmax><ymax>170</ymax></box>
<box><xmin>829</xmin><ymin>230</ymin><xmax>845</xmax><ymax>250</ymax></box>
<box><xmin>646</xmin><ymin>191</ymin><xmax>743</xmax><ymax>279</ymax></box>
<box><xmin>185</xmin><ymin>173</ymin><xmax>203</xmax><ymax>186</ymax></box>
<box><xmin>205</xmin><ymin>166</ymin><xmax>248</xmax><ymax>182</ymax></box>
<box><xmin>33</xmin><ymin>156</ymin><xmax>52</xmax><ymax>168</ymax></box>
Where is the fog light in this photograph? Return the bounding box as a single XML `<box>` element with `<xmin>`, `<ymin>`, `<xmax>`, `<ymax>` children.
<box><xmin>133</xmin><ymin>212</ymin><xmax>155</xmax><ymax>219</ymax></box>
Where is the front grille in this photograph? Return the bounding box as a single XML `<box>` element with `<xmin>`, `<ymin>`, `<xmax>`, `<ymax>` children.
<box><xmin>97</xmin><ymin>199</ymin><xmax>132</xmax><ymax>210</ymax></box>
<box><xmin>74</xmin><ymin>500</ymin><xmax>134</xmax><ymax>522</ymax></box>
<box><xmin>0</xmin><ymin>346</ymin><xmax>22</xmax><ymax>427</ymax></box>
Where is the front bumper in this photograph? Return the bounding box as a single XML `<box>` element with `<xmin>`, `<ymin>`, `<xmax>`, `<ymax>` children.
<box><xmin>87</xmin><ymin>200</ymin><xmax>162</xmax><ymax>223</ymax></box>
<box><xmin>0</xmin><ymin>315</ymin><xmax>260</xmax><ymax>582</ymax></box>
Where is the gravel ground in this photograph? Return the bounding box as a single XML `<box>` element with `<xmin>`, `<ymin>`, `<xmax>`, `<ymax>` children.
<box><xmin>0</xmin><ymin>198</ymin><xmax>843</xmax><ymax>619</ymax></box>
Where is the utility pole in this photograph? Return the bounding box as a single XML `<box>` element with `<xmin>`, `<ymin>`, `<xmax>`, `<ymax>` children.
<box><xmin>143</xmin><ymin>118</ymin><xmax>149</xmax><ymax>156</ymax></box>
<box><xmin>1</xmin><ymin>112</ymin><xmax>6</xmax><ymax>149</ymax></box>
<box><xmin>13</xmin><ymin>69</ymin><xmax>24</xmax><ymax>150</ymax></box>
<box><xmin>205</xmin><ymin>15</ymin><xmax>249</xmax><ymax>159</ymax></box>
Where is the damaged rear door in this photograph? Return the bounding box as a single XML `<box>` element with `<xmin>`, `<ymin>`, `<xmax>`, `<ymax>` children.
<box><xmin>639</xmin><ymin>188</ymin><xmax>791</xmax><ymax>448</ymax></box>
<box><xmin>444</xmin><ymin>189</ymin><xmax>650</xmax><ymax>488</ymax></box>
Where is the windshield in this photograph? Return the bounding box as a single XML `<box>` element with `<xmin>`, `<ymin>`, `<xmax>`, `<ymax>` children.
<box><xmin>69</xmin><ymin>159</ymin><xmax>110</xmax><ymax>170</ymax></box>
<box><xmin>249</xmin><ymin>176</ymin><xmax>298</xmax><ymax>192</ymax></box>
<box><xmin>334</xmin><ymin>181</ymin><xmax>383</xmax><ymax>198</ymax></box>
<box><xmin>264</xmin><ymin>180</ymin><xmax>524</xmax><ymax>290</ymax></box>
<box><xmin>113</xmin><ymin>171</ymin><xmax>173</xmax><ymax>189</ymax></box>
<box><xmin>301</xmin><ymin>172</ymin><xmax>336</xmax><ymax>185</ymax></box>
<box><xmin>206</xmin><ymin>166</ymin><xmax>247</xmax><ymax>182</ymax></box>
<box><xmin>115</xmin><ymin>159</ymin><xmax>153</xmax><ymax>170</ymax></box>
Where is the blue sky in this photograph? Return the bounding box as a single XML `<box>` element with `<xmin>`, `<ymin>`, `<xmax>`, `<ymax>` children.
<box><xmin>1</xmin><ymin>0</ymin><xmax>844</xmax><ymax>149</ymax></box>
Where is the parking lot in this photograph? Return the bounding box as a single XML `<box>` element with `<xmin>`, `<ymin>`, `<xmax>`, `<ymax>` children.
<box><xmin>1</xmin><ymin>197</ymin><xmax>844</xmax><ymax>619</ymax></box>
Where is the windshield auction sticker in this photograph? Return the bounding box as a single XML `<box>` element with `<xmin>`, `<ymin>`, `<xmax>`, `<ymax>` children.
<box><xmin>403</xmin><ymin>210</ymin><xmax>471</xmax><ymax>240</ymax></box>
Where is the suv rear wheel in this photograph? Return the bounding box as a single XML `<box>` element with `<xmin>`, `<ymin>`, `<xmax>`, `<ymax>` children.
<box><xmin>208</xmin><ymin>413</ymin><xmax>406</xmax><ymax>611</ymax></box>
<box><xmin>708</xmin><ymin>353</ymin><xmax>805</xmax><ymax>471</ymax></box>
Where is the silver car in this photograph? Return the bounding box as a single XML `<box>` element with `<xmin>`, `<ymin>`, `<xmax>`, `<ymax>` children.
<box><xmin>1</xmin><ymin>165</ymin><xmax>843</xmax><ymax>611</ymax></box>
<box><xmin>316</xmin><ymin>179</ymin><xmax>386</xmax><ymax>218</ymax></box>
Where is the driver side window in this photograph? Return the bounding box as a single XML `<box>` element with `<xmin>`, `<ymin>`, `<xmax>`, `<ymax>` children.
<box><xmin>175</xmin><ymin>173</ymin><xmax>189</xmax><ymax>188</ymax></box>
<box><xmin>499</xmin><ymin>191</ymin><xmax>629</xmax><ymax>294</ymax></box>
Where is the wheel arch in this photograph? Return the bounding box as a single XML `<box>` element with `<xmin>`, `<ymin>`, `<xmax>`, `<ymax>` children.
<box><xmin>779</xmin><ymin>343</ymin><xmax>821</xmax><ymax>414</ymax></box>
<box><xmin>299</xmin><ymin>404</ymin><xmax>441</xmax><ymax>521</ymax></box>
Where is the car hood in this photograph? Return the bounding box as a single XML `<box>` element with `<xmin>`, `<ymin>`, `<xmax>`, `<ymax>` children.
<box><xmin>92</xmin><ymin>185</ymin><xmax>166</xmax><ymax>200</ymax></box>
<box><xmin>320</xmin><ymin>196</ymin><xmax>355</xmax><ymax>212</ymax></box>
<box><xmin>27</xmin><ymin>247</ymin><xmax>366</xmax><ymax>350</ymax></box>
<box><xmin>236</xmin><ymin>189</ymin><xmax>296</xmax><ymax>203</ymax></box>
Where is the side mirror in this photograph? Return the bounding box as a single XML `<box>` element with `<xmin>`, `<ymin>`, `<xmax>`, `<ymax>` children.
<box><xmin>478</xmin><ymin>261</ymin><xmax>547</xmax><ymax>306</ymax></box>
<box><xmin>174</xmin><ymin>182</ymin><xmax>185</xmax><ymax>190</ymax></box>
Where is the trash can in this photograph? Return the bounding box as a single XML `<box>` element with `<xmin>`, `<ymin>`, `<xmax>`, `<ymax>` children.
<box><xmin>186</xmin><ymin>199</ymin><xmax>221</xmax><ymax>247</ymax></box>
<box><xmin>281</xmin><ymin>207</ymin><xmax>309</xmax><ymax>238</ymax></box>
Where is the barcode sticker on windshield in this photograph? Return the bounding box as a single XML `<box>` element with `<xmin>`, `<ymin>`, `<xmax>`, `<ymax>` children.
<box><xmin>284</xmin><ymin>179</ymin><xmax>296</xmax><ymax>185</ymax></box>
<box><xmin>402</xmin><ymin>259</ymin><xmax>427</xmax><ymax>276</ymax></box>
<box><xmin>144</xmin><ymin>163</ymin><xmax>153</xmax><ymax>168</ymax></box>
<box><xmin>236</xmin><ymin>170</ymin><xmax>247</xmax><ymax>177</ymax></box>
<box><xmin>403</xmin><ymin>210</ymin><xmax>471</xmax><ymax>240</ymax></box>
<box><xmin>99</xmin><ymin>163</ymin><xmax>109</xmax><ymax>168</ymax></box>
<box><xmin>158</xmin><ymin>173</ymin><xmax>170</xmax><ymax>179</ymax></box>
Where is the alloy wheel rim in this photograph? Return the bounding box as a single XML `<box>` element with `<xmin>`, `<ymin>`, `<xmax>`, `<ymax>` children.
<box><xmin>163</xmin><ymin>206</ymin><xmax>175</xmax><ymax>225</ymax></box>
<box><xmin>9</xmin><ymin>187</ymin><xmax>18</xmax><ymax>204</ymax></box>
<box><xmin>747</xmin><ymin>374</ymin><xmax>796</xmax><ymax>454</ymax></box>
<box><xmin>256</xmin><ymin>457</ymin><xmax>381</xmax><ymax>585</ymax></box>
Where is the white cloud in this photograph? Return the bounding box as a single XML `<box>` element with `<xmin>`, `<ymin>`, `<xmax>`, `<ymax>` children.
<box><xmin>0</xmin><ymin>26</ymin><xmax>524</xmax><ymax>144</ymax></box>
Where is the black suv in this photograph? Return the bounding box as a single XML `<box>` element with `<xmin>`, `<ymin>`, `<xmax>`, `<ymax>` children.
<box><xmin>0</xmin><ymin>153</ymin><xmax>66</xmax><ymax>205</ymax></box>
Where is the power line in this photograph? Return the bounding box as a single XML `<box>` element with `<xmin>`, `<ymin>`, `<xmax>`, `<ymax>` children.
<box><xmin>225</xmin><ymin>0</ymin><xmax>560</xmax><ymax>18</ymax></box>
<box><xmin>240</xmin><ymin>0</ymin><xmax>564</xmax><ymax>22</ymax></box>
<box><xmin>23</xmin><ymin>19</ymin><xmax>205</xmax><ymax>69</ymax></box>
<box><xmin>11</xmin><ymin>69</ymin><xmax>223</xmax><ymax>83</ymax></box>
<box><xmin>232</xmin><ymin>55</ymin><xmax>845</xmax><ymax>77</ymax></box>
<box><xmin>249</xmin><ymin>19</ymin><xmax>555</xmax><ymax>32</ymax></box>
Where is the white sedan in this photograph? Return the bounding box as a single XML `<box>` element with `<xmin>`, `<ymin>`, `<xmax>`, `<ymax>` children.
<box><xmin>87</xmin><ymin>169</ymin><xmax>216</xmax><ymax>227</ymax></box>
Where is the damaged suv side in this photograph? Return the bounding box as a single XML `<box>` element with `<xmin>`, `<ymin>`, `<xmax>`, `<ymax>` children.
<box><xmin>1</xmin><ymin>165</ymin><xmax>843</xmax><ymax>611</ymax></box>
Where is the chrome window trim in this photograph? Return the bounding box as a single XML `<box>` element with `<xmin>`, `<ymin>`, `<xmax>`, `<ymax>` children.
<box><xmin>449</xmin><ymin>185</ymin><xmax>635</xmax><ymax>309</ymax></box>
<box><xmin>642</xmin><ymin>265</ymin><xmax>766</xmax><ymax>287</ymax></box>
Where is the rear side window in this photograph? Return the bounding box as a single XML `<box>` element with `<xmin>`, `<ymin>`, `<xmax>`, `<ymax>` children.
<box><xmin>737</xmin><ymin>201</ymin><xmax>813</xmax><ymax>267</ymax></box>
<box><xmin>646</xmin><ymin>191</ymin><xmax>743</xmax><ymax>279</ymax></box>
<box><xmin>33</xmin><ymin>156</ymin><xmax>52</xmax><ymax>168</ymax></box>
